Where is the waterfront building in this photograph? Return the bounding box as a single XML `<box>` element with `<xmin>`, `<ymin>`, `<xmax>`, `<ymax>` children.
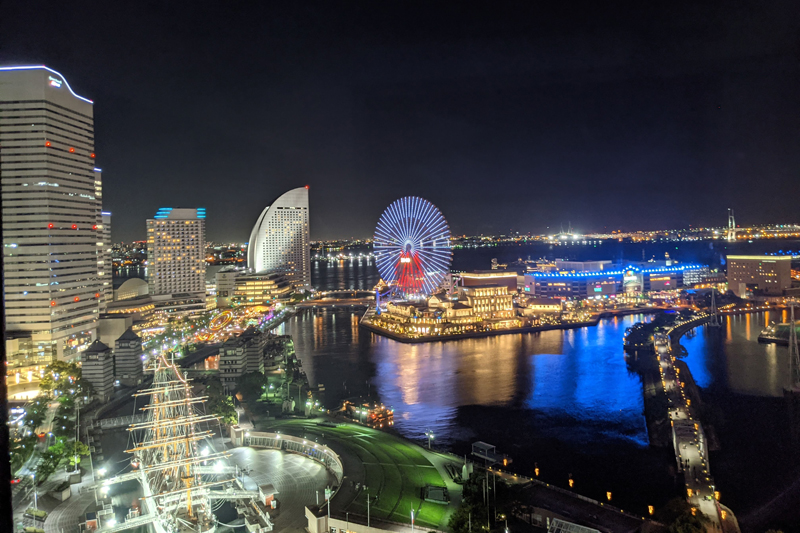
<box><xmin>459</xmin><ymin>271</ymin><xmax>519</xmax><ymax>292</ymax></box>
<box><xmin>458</xmin><ymin>286</ymin><xmax>514</xmax><ymax>318</ymax></box>
<box><xmin>525</xmin><ymin>262</ymin><xmax>706</xmax><ymax>300</ymax></box>
<box><xmin>146</xmin><ymin>207</ymin><xmax>207</xmax><ymax>315</ymax></box>
<box><xmin>239</xmin><ymin>327</ymin><xmax>268</xmax><ymax>374</ymax></box>
<box><xmin>82</xmin><ymin>340</ymin><xmax>114</xmax><ymax>401</ymax></box>
<box><xmin>219</xmin><ymin>336</ymin><xmax>248</xmax><ymax>391</ymax></box>
<box><xmin>218</xmin><ymin>327</ymin><xmax>270</xmax><ymax>391</ymax></box>
<box><xmin>247</xmin><ymin>186</ymin><xmax>311</xmax><ymax>288</ymax></box>
<box><xmin>682</xmin><ymin>265</ymin><xmax>711</xmax><ymax>286</ymax></box>
<box><xmin>519</xmin><ymin>297</ymin><xmax>563</xmax><ymax>315</ymax></box>
<box><xmin>726</xmin><ymin>255</ymin><xmax>792</xmax><ymax>297</ymax></box>
<box><xmin>215</xmin><ymin>268</ymin><xmax>293</xmax><ymax>308</ymax></box>
<box><xmin>544</xmin><ymin>259</ymin><xmax>615</xmax><ymax>273</ymax></box>
<box><xmin>114</xmin><ymin>327</ymin><xmax>144</xmax><ymax>386</ymax></box>
<box><xmin>1</xmin><ymin>66</ymin><xmax>105</xmax><ymax>377</ymax></box>
<box><xmin>233</xmin><ymin>272</ymin><xmax>293</xmax><ymax>305</ymax></box>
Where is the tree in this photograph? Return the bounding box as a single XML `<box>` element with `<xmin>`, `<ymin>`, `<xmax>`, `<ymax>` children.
<box><xmin>206</xmin><ymin>381</ymin><xmax>238</xmax><ymax>425</ymax></box>
<box><xmin>669</xmin><ymin>512</ymin><xmax>708</xmax><ymax>533</ymax></box>
<box><xmin>39</xmin><ymin>361</ymin><xmax>82</xmax><ymax>396</ymax></box>
<box><xmin>655</xmin><ymin>498</ymin><xmax>709</xmax><ymax>533</ymax></box>
<box><xmin>36</xmin><ymin>450</ymin><xmax>61</xmax><ymax>484</ymax></box>
<box><xmin>236</xmin><ymin>372</ymin><xmax>269</xmax><ymax>404</ymax></box>
<box><xmin>64</xmin><ymin>441</ymin><xmax>90</xmax><ymax>468</ymax></box>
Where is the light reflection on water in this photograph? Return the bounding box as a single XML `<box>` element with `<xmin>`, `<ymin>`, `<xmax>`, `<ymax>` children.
<box><xmin>680</xmin><ymin>311</ymin><xmax>790</xmax><ymax>396</ymax></box>
<box><xmin>282</xmin><ymin>309</ymin><xmax>650</xmax><ymax>448</ymax></box>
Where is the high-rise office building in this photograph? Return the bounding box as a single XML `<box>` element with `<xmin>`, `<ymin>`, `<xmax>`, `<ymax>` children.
<box><xmin>100</xmin><ymin>209</ymin><xmax>112</xmax><ymax>310</ymax></box>
<box><xmin>1</xmin><ymin>66</ymin><xmax>104</xmax><ymax>378</ymax></box>
<box><xmin>247</xmin><ymin>186</ymin><xmax>310</xmax><ymax>287</ymax></box>
<box><xmin>146</xmin><ymin>208</ymin><xmax>206</xmax><ymax>315</ymax></box>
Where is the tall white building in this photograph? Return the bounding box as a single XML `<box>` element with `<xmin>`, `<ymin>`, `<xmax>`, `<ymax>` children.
<box><xmin>146</xmin><ymin>207</ymin><xmax>206</xmax><ymax>315</ymax></box>
<box><xmin>1</xmin><ymin>66</ymin><xmax>104</xmax><ymax>375</ymax></box>
<box><xmin>247</xmin><ymin>186</ymin><xmax>310</xmax><ymax>287</ymax></box>
<box><xmin>100</xmin><ymin>210</ymin><xmax>112</xmax><ymax>310</ymax></box>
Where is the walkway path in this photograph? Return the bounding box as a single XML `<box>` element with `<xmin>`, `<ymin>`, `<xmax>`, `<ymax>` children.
<box><xmin>656</xmin><ymin>326</ymin><xmax>739</xmax><ymax>533</ymax></box>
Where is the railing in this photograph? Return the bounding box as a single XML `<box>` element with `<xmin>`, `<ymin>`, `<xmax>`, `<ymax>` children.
<box><xmin>93</xmin><ymin>414</ymin><xmax>147</xmax><ymax>429</ymax></box>
<box><xmin>242</xmin><ymin>431</ymin><xmax>344</xmax><ymax>485</ymax></box>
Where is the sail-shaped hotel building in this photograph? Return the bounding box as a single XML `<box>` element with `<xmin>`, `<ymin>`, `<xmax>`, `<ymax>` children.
<box><xmin>247</xmin><ymin>186</ymin><xmax>310</xmax><ymax>288</ymax></box>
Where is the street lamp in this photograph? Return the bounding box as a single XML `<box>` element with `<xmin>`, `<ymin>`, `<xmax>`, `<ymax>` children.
<box><xmin>424</xmin><ymin>430</ymin><xmax>434</xmax><ymax>449</ymax></box>
<box><xmin>31</xmin><ymin>473</ymin><xmax>37</xmax><ymax>510</ymax></box>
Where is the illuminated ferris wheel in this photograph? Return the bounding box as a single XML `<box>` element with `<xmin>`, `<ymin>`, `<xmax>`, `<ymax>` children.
<box><xmin>374</xmin><ymin>196</ymin><xmax>452</xmax><ymax>297</ymax></box>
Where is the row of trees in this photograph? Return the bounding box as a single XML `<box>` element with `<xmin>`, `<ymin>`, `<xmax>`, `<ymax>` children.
<box><xmin>38</xmin><ymin>360</ymin><xmax>94</xmax><ymax>399</ymax></box>
<box><xmin>34</xmin><ymin>438</ymin><xmax>90</xmax><ymax>484</ymax></box>
<box><xmin>13</xmin><ymin>361</ymin><xmax>94</xmax><ymax>483</ymax></box>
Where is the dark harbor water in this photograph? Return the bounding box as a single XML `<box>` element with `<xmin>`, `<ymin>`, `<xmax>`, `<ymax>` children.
<box><xmin>275</xmin><ymin>306</ymin><xmax>798</xmax><ymax>529</ymax></box>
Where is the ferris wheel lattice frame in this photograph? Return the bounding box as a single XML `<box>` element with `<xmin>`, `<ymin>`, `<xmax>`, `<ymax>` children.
<box><xmin>373</xmin><ymin>196</ymin><xmax>452</xmax><ymax>297</ymax></box>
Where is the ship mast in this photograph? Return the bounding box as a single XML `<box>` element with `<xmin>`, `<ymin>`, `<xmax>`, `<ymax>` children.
<box><xmin>128</xmin><ymin>352</ymin><xmax>223</xmax><ymax>532</ymax></box>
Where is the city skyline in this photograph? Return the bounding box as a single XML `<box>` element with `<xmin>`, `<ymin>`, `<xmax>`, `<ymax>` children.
<box><xmin>4</xmin><ymin>5</ymin><xmax>800</xmax><ymax>533</ymax></box>
<box><xmin>2</xmin><ymin>3</ymin><xmax>799</xmax><ymax>241</ymax></box>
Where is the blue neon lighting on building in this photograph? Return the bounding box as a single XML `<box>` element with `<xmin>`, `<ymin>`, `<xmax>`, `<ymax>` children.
<box><xmin>0</xmin><ymin>65</ymin><xmax>94</xmax><ymax>104</ymax></box>
<box><xmin>529</xmin><ymin>263</ymin><xmax>705</xmax><ymax>279</ymax></box>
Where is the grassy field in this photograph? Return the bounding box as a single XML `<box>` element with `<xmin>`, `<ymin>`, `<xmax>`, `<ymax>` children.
<box><xmin>267</xmin><ymin>420</ymin><xmax>449</xmax><ymax>529</ymax></box>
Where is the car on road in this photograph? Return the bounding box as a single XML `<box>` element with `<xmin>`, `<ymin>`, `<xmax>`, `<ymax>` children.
<box><xmin>10</xmin><ymin>477</ymin><xmax>21</xmax><ymax>484</ymax></box>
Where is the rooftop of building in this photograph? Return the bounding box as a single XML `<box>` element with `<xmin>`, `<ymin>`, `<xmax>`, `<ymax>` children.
<box><xmin>117</xmin><ymin>327</ymin><xmax>140</xmax><ymax>341</ymax></box>
<box><xmin>460</xmin><ymin>270</ymin><xmax>519</xmax><ymax>277</ymax></box>
<box><xmin>727</xmin><ymin>254</ymin><xmax>792</xmax><ymax>260</ymax></box>
<box><xmin>85</xmin><ymin>340</ymin><xmax>111</xmax><ymax>353</ymax></box>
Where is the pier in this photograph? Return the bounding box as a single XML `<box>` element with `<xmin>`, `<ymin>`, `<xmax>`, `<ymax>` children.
<box><xmin>654</xmin><ymin>315</ymin><xmax>740</xmax><ymax>532</ymax></box>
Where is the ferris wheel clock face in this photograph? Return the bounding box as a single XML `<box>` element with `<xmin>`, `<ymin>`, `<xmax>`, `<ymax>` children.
<box><xmin>373</xmin><ymin>196</ymin><xmax>452</xmax><ymax>297</ymax></box>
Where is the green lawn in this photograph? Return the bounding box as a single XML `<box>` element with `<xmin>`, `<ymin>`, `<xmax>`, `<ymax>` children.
<box><xmin>267</xmin><ymin>420</ymin><xmax>449</xmax><ymax>529</ymax></box>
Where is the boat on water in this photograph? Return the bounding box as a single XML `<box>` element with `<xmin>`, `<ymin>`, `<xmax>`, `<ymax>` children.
<box><xmin>758</xmin><ymin>322</ymin><xmax>800</xmax><ymax>345</ymax></box>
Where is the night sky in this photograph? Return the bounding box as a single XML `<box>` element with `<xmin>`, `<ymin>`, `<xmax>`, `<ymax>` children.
<box><xmin>3</xmin><ymin>2</ymin><xmax>799</xmax><ymax>241</ymax></box>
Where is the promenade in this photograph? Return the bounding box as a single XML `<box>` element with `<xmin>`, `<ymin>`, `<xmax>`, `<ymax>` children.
<box><xmin>655</xmin><ymin>320</ymin><xmax>740</xmax><ymax>533</ymax></box>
